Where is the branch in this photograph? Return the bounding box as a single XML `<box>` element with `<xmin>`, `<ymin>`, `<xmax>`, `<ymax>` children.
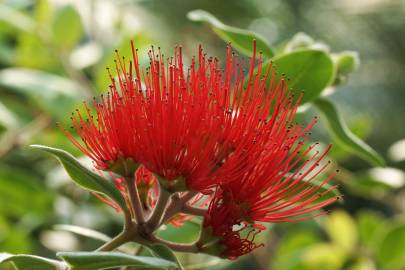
<box><xmin>182</xmin><ymin>205</ymin><xmax>207</xmax><ymax>216</ymax></box>
<box><xmin>125</xmin><ymin>177</ymin><xmax>145</xmax><ymax>224</ymax></box>
<box><xmin>161</xmin><ymin>191</ymin><xmax>197</xmax><ymax>224</ymax></box>
<box><xmin>96</xmin><ymin>229</ymin><xmax>134</xmax><ymax>252</ymax></box>
<box><xmin>149</xmin><ymin>235</ymin><xmax>199</xmax><ymax>253</ymax></box>
<box><xmin>146</xmin><ymin>186</ymin><xmax>171</xmax><ymax>231</ymax></box>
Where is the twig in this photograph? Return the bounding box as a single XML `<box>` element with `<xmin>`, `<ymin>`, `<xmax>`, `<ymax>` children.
<box><xmin>125</xmin><ymin>176</ymin><xmax>145</xmax><ymax>224</ymax></box>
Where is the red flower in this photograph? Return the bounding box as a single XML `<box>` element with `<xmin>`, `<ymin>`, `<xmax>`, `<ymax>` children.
<box><xmin>63</xmin><ymin>40</ymin><xmax>293</xmax><ymax>192</ymax></box>
<box><xmin>201</xmin><ymin>141</ymin><xmax>338</xmax><ymax>258</ymax></box>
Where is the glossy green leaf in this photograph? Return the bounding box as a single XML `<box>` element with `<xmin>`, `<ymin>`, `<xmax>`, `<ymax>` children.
<box><xmin>0</xmin><ymin>68</ymin><xmax>85</xmax><ymax>119</ymax></box>
<box><xmin>269</xmin><ymin>49</ymin><xmax>335</xmax><ymax>104</ymax></box>
<box><xmin>313</xmin><ymin>97</ymin><xmax>385</xmax><ymax>166</ymax></box>
<box><xmin>148</xmin><ymin>244</ymin><xmax>184</xmax><ymax>270</ymax></box>
<box><xmin>325</xmin><ymin>210</ymin><xmax>357</xmax><ymax>252</ymax></box>
<box><xmin>0</xmin><ymin>253</ymin><xmax>66</xmax><ymax>270</ymax></box>
<box><xmin>30</xmin><ymin>145</ymin><xmax>126</xmax><ymax>210</ymax></box>
<box><xmin>57</xmin><ymin>252</ymin><xmax>177</xmax><ymax>270</ymax></box>
<box><xmin>377</xmin><ymin>221</ymin><xmax>405</xmax><ymax>269</ymax></box>
<box><xmin>187</xmin><ymin>10</ymin><xmax>274</xmax><ymax>58</ymax></box>
<box><xmin>51</xmin><ymin>5</ymin><xmax>83</xmax><ymax>49</ymax></box>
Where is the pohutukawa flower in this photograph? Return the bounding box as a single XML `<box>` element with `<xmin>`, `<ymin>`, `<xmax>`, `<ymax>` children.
<box><xmin>62</xmin><ymin>40</ymin><xmax>338</xmax><ymax>258</ymax></box>
<box><xmin>63</xmin><ymin>40</ymin><xmax>297</xmax><ymax>192</ymax></box>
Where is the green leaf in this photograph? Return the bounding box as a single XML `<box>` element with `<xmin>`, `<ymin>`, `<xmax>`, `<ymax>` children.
<box><xmin>30</xmin><ymin>145</ymin><xmax>126</xmax><ymax>210</ymax></box>
<box><xmin>0</xmin><ymin>253</ymin><xmax>66</xmax><ymax>270</ymax></box>
<box><xmin>58</xmin><ymin>252</ymin><xmax>177</xmax><ymax>270</ymax></box>
<box><xmin>0</xmin><ymin>164</ymin><xmax>53</xmax><ymax>217</ymax></box>
<box><xmin>0</xmin><ymin>101</ymin><xmax>19</xmax><ymax>130</ymax></box>
<box><xmin>302</xmin><ymin>243</ymin><xmax>346</xmax><ymax>270</ymax></box>
<box><xmin>356</xmin><ymin>211</ymin><xmax>385</xmax><ymax>251</ymax></box>
<box><xmin>377</xmin><ymin>221</ymin><xmax>405</xmax><ymax>269</ymax></box>
<box><xmin>0</xmin><ymin>68</ymin><xmax>85</xmax><ymax>119</ymax></box>
<box><xmin>313</xmin><ymin>97</ymin><xmax>384</xmax><ymax>166</ymax></box>
<box><xmin>333</xmin><ymin>51</ymin><xmax>360</xmax><ymax>76</ymax></box>
<box><xmin>157</xmin><ymin>220</ymin><xmax>201</xmax><ymax>244</ymax></box>
<box><xmin>347</xmin><ymin>168</ymin><xmax>405</xmax><ymax>198</ymax></box>
<box><xmin>0</xmin><ymin>4</ymin><xmax>36</xmax><ymax>33</ymax></box>
<box><xmin>148</xmin><ymin>244</ymin><xmax>184</xmax><ymax>270</ymax></box>
<box><xmin>51</xmin><ymin>5</ymin><xmax>83</xmax><ymax>49</ymax></box>
<box><xmin>187</xmin><ymin>10</ymin><xmax>274</xmax><ymax>58</ymax></box>
<box><xmin>325</xmin><ymin>210</ymin><xmax>357</xmax><ymax>253</ymax></box>
<box><xmin>269</xmin><ymin>49</ymin><xmax>335</xmax><ymax>104</ymax></box>
<box><xmin>54</xmin><ymin>224</ymin><xmax>112</xmax><ymax>243</ymax></box>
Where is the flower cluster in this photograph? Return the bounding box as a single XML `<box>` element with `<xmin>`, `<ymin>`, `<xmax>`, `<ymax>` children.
<box><xmin>64</xmin><ymin>40</ymin><xmax>338</xmax><ymax>259</ymax></box>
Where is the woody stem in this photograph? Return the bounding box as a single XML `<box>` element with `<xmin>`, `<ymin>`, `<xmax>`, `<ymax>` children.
<box><xmin>147</xmin><ymin>185</ymin><xmax>171</xmax><ymax>231</ymax></box>
<box><xmin>149</xmin><ymin>235</ymin><xmax>199</xmax><ymax>253</ymax></box>
<box><xmin>125</xmin><ymin>176</ymin><xmax>145</xmax><ymax>224</ymax></box>
<box><xmin>161</xmin><ymin>191</ymin><xmax>197</xmax><ymax>224</ymax></box>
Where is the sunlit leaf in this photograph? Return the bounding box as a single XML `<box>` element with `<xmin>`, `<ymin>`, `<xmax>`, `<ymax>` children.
<box><xmin>313</xmin><ymin>97</ymin><xmax>385</xmax><ymax>166</ymax></box>
<box><xmin>30</xmin><ymin>145</ymin><xmax>126</xmax><ymax>210</ymax></box>
<box><xmin>303</xmin><ymin>243</ymin><xmax>346</xmax><ymax>270</ymax></box>
<box><xmin>53</xmin><ymin>224</ymin><xmax>111</xmax><ymax>243</ymax></box>
<box><xmin>0</xmin><ymin>253</ymin><xmax>66</xmax><ymax>270</ymax></box>
<box><xmin>388</xmin><ymin>138</ymin><xmax>405</xmax><ymax>162</ymax></box>
<box><xmin>58</xmin><ymin>251</ymin><xmax>177</xmax><ymax>270</ymax></box>
<box><xmin>325</xmin><ymin>210</ymin><xmax>357</xmax><ymax>252</ymax></box>
<box><xmin>0</xmin><ymin>4</ymin><xmax>36</xmax><ymax>33</ymax></box>
<box><xmin>0</xmin><ymin>68</ymin><xmax>86</xmax><ymax>119</ymax></box>
<box><xmin>187</xmin><ymin>9</ymin><xmax>274</xmax><ymax>58</ymax></box>
<box><xmin>0</xmin><ymin>101</ymin><xmax>19</xmax><ymax>130</ymax></box>
<box><xmin>51</xmin><ymin>5</ymin><xmax>83</xmax><ymax>49</ymax></box>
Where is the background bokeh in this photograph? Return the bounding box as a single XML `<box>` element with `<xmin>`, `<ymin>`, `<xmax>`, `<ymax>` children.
<box><xmin>0</xmin><ymin>0</ymin><xmax>404</xmax><ymax>269</ymax></box>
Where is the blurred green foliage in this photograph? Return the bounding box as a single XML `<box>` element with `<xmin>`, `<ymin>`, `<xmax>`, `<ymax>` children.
<box><xmin>0</xmin><ymin>0</ymin><xmax>404</xmax><ymax>269</ymax></box>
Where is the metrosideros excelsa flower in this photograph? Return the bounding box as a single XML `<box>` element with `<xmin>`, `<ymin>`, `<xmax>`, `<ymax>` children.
<box><xmin>59</xmin><ymin>40</ymin><xmax>338</xmax><ymax>259</ymax></box>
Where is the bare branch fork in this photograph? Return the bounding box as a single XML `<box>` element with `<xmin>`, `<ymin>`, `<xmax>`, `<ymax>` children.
<box><xmin>95</xmin><ymin>179</ymin><xmax>207</xmax><ymax>253</ymax></box>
